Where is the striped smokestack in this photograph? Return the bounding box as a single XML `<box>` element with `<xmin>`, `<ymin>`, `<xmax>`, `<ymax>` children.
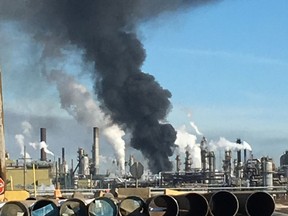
<box><xmin>40</xmin><ymin>128</ymin><xmax>47</xmax><ymax>161</ymax></box>
<box><xmin>92</xmin><ymin>127</ymin><xmax>100</xmax><ymax>175</ymax></box>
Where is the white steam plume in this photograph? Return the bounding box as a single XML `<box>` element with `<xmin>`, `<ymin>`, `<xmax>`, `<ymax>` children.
<box><xmin>190</xmin><ymin>121</ymin><xmax>203</xmax><ymax>136</ymax></box>
<box><xmin>29</xmin><ymin>141</ymin><xmax>54</xmax><ymax>156</ymax></box>
<box><xmin>103</xmin><ymin>124</ymin><xmax>125</xmax><ymax>172</ymax></box>
<box><xmin>21</xmin><ymin>121</ymin><xmax>32</xmax><ymax>137</ymax></box>
<box><xmin>15</xmin><ymin>134</ymin><xmax>31</xmax><ymax>160</ymax></box>
<box><xmin>208</xmin><ymin>137</ymin><xmax>253</xmax><ymax>152</ymax></box>
<box><xmin>46</xmin><ymin>70</ymin><xmax>125</xmax><ymax>170</ymax></box>
<box><xmin>186</xmin><ymin>111</ymin><xmax>203</xmax><ymax>136</ymax></box>
<box><xmin>242</xmin><ymin>141</ymin><xmax>252</xmax><ymax>151</ymax></box>
<box><xmin>175</xmin><ymin>125</ymin><xmax>201</xmax><ymax>168</ymax></box>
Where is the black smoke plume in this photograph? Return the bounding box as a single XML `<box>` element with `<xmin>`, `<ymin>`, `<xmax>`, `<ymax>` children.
<box><xmin>0</xmin><ymin>0</ymin><xmax>218</xmax><ymax>173</ymax></box>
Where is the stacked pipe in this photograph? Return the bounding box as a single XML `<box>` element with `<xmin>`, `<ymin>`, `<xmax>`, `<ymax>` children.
<box><xmin>119</xmin><ymin>196</ymin><xmax>148</xmax><ymax>216</ymax></box>
<box><xmin>0</xmin><ymin>190</ymin><xmax>276</xmax><ymax>216</ymax></box>
<box><xmin>89</xmin><ymin>196</ymin><xmax>118</xmax><ymax>216</ymax></box>
<box><xmin>0</xmin><ymin>199</ymin><xmax>59</xmax><ymax>216</ymax></box>
<box><xmin>204</xmin><ymin>190</ymin><xmax>239</xmax><ymax>216</ymax></box>
<box><xmin>173</xmin><ymin>193</ymin><xmax>209</xmax><ymax>216</ymax></box>
<box><xmin>234</xmin><ymin>191</ymin><xmax>275</xmax><ymax>216</ymax></box>
<box><xmin>146</xmin><ymin>194</ymin><xmax>179</xmax><ymax>216</ymax></box>
<box><xmin>59</xmin><ymin>198</ymin><xmax>88</xmax><ymax>215</ymax></box>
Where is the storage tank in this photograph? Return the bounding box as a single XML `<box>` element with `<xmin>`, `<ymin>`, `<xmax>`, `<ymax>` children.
<box><xmin>280</xmin><ymin>150</ymin><xmax>288</xmax><ymax>166</ymax></box>
<box><xmin>79</xmin><ymin>156</ymin><xmax>90</xmax><ymax>176</ymax></box>
<box><xmin>78</xmin><ymin>148</ymin><xmax>90</xmax><ymax>176</ymax></box>
<box><xmin>262</xmin><ymin>158</ymin><xmax>273</xmax><ymax>187</ymax></box>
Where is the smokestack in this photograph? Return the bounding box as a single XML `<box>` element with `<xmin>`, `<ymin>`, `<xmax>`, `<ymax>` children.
<box><xmin>62</xmin><ymin>147</ymin><xmax>65</xmax><ymax>164</ymax></box>
<box><xmin>244</xmin><ymin>149</ymin><xmax>247</xmax><ymax>163</ymax></box>
<box><xmin>40</xmin><ymin>128</ymin><xmax>47</xmax><ymax>161</ymax></box>
<box><xmin>92</xmin><ymin>127</ymin><xmax>100</xmax><ymax>175</ymax></box>
<box><xmin>236</xmin><ymin>138</ymin><xmax>242</xmax><ymax>164</ymax></box>
<box><xmin>200</xmin><ymin>137</ymin><xmax>207</xmax><ymax>173</ymax></box>
<box><xmin>61</xmin><ymin>147</ymin><xmax>66</xmax><ymax>174</ymax></box>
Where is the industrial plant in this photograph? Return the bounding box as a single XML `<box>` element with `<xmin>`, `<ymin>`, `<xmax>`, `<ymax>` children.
<box><xmin>5</xmin><ymin>127</ymin><xmax>288</xmax><ymax>191</ymax></box>
<box><xmin>2</xmin><ymin>126</ymin><xmax>288</xmax><ymax>215</ymax></box>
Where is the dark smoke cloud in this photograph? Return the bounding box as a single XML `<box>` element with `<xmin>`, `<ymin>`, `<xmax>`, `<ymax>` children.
<box><xmin>0</xmin><ymin>0</ymin><xmax>218</xmax><ymax>173</ymax></box>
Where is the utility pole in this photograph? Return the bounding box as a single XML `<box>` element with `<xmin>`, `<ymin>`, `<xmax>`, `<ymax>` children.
<box><xmin>0</xmin><ymin>70</ymin><xmax>6</xmax><ymax>192</ymax></box>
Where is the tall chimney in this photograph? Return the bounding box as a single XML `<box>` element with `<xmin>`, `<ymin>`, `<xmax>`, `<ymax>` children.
<box><xmin>62</xmin><ymin>147</ymin><xmax>65</xmax><ymax>164</ymax></box>
<box><xmin>40</xmin><ymin>128</ymin><xmax>47</xmax><ymax>161</ymax></box>
<box><xmin>62</xmin><ymin>147</ymin><xmax>66</xmax><ymax>174</ymax></box>
<box><xmin>236</xmin><ymin>138</ymin><xmax>242</xmax><ymax>164</ymax></box>
<box><xmin>200</xmin><ymin>137</ymin><xmax>207</xmax><ymax>172</ymax></box>
<box><xmin>92</xmin><ymin>127</ymin><xmax>100</xmax><ymax>175</ymax></box>
<box><xmin>244</xmin><ymin>149</ymin><xmax>247</xmax><ymax>163</ymax></box>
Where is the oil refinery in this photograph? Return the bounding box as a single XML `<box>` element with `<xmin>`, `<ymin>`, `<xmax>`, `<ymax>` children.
<box><xmin>0</xmin><ymin>78</ymin><xmax>287</xmax><ymax>215</ymax></box>
<box><xmin>1</xmin><ymin>125</ymin><xmax>288</xmax><ymax>215</ymax></box>
<box><xmin>5</xmin><ymin>126</ymin><xmax>288</xmax><ymax>191</ymax></box>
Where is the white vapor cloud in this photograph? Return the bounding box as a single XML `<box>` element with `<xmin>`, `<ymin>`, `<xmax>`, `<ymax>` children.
<box><xmin>175</xmin><ymin>125</ymin><xmax>201</xmax><ymax>168</ymax></box>
<box><xmin>29</xmin><ymin>141</ymin><xmax>54</xmax><ymax>156</ymax></box>
<box><xmin>190</xmin><ymin>121</ymin><xmax>203</xmax><ymax>135</ymax></box>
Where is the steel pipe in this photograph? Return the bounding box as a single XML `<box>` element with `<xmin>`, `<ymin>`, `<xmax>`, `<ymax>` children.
<box><xmin>173</xmin><ymin>193</ymin><xmax>209</xmax><ymax>216</ymax></box>
<box><xmin>235</xmin><ymin>191</ymin><xmax>275</xmax><ymax>216</ymax></box>
<box><xmin>0</xmin><ymin>201</ymin><xmax>32</xmax><ymax>216</ymax></box>
<box><xmin>88</xmin><ymin>197</ymin><xmax>118</xmax><ymax>216</ymax></box>
<box><xmin>30</xmin><ymin>199</ymin><xmax>59</xmax><ymax>216</ymax></box>
<box><xmin>204</xmin><ymin>191</ymin><xmax>239</xmax><ymax>216</ymax></box>
<box><xmin>119</xmin><ymin>196</ymin><xmax>148</xmax><ymax>216</ymax></box>
<box><xmin>59</xmin><ymin>197</ymin><xmax>88</xmax><ymax>216</ymax></box>
<box><xmin>146</xmin><ymin>194</ymin><xmax>179</xmax><ymax>216</ymax></box>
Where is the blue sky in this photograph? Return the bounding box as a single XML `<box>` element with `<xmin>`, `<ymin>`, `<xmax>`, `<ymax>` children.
<box><xmin>140</xmin><ymin>0</ymin><xmax>288</xmax><ymax>163</ymax></box>
<box><xmin>0</xmin><ymin>0</ymin><xmax>288</xmax><ymax>171</ymax></box>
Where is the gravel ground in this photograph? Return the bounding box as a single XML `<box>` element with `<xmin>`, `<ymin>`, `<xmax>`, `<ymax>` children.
<box><xmin>275</xmin><ymin>198</ymin><xmax>288</xmax><ymax>214</ymax></box>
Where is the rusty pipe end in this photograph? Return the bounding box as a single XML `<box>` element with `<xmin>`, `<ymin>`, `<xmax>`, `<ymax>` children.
<box><xmin>246</xmin><ymin>191</ymin><xmax>275</xmax><ymax>216</ymax></box>
<box><xmin>147</xmin><ymin>195</ymin><xmax>179</xmax><ymax>216</ymax></box>
<box><xmin>209</xmin><ymin>191</ymin><xmax>239</xmax><ymax>216</ymax></box>
<box><xmin>174</xmin><ymin>193</ymin><xmax>209</xmax><ymax>216</ymax></box>
<box><xmin>0</xmin><ymin>201</ymin><xmax>30</xmax><ymax>216</ymax></box>
<box><xmin>88</xmin><ymin>197</ymin><xmax>118</xmax><ymax>216</ymax></box>
<box><xmin>119</xmin><ymin>196</ymin><xmax>148</xmax><ymax>216</ymax></box>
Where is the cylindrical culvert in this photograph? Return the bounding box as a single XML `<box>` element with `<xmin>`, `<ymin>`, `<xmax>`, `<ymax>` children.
<box><xmin>0</xmin><ymin>201</ymin><xmax>32</xmax><ymax>216</ymax></box>
<box><xmin>30</xmin><ymin>199</ymin><xmax>59</xmax><ymax>216</ymax></box>
<box><xmin>59</xmin><ymin>198</ymin><xmax>88</xmax><ymax>216</ymax></box>
<box><xmin>147</xmin><ymin>194</ymin><xmax>179</xmax><ymax>216</ymax></box>
<box><xmin>88</xmin><ymin>197</ymin><xmax>118</xmax><ymax>216</ymax></box>
<box><xmin>119</xmin><ymin>196</ymin><xmax>148</xmax><ymax>216</ymax></box>
<box><xmin>174</xmin><ymin>193</ymin><xmax>209</xmax><ymax>216</ymax></box>
<box><xmin>205</xmin><ymin>191</ymin><xmax>239</xmax><ymax>216</ymax></box>
<box><xmin>236</xmin><ymin>191</ymin><xmax>275</xmax><ymax>216</ymax></box>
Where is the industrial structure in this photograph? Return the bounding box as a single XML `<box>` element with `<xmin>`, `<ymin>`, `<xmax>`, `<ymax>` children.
<box><xmin>3</xmin><ymin>125</ymin><xmax>288</xmax><ymax>193</ymax></box>
<box><xmin>160</xmin><ymin>137</ymin><xmax>285</xmax><ymax>189</ymax></box>
<box><xmin>0</xmin><ymin>72</ymin><xmax>287</xmax><ymax>215</ymax></box>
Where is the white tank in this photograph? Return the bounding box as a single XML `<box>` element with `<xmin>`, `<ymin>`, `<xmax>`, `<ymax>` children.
<box><xmin>79</xmin><ymin>155</ymin><xmax>90</xmax><ymax>176</ymax></box>
<box><xmin>83</xmin><ymin>156</ymin><xmax>90</xmax><ymax>176</ymax></box>
<box><xmin>263</xmin><ymin>160</ymin><xmax>273</xmax><ymax>187</ymax></box>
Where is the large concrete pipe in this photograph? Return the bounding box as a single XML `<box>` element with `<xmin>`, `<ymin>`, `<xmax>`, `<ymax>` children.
<box><xmin>0</xmin><ymin>201</ymin><xmax>32</xmax><ymax>216</ymax></box>
<box><xmin>235</xmin><ymin>191</ymin><xmax>275</xmax><ymax>216</ymax></box>
<box><xmin>146</xmin><ymin>195</ymin><xmax>179</xmax><ymax>216</ymax></box>
<box><xmin>204</xmin><ymin>191</ymin><xmax>239</xmax><ymax>216</ymax></box>
<box><xmin>173</xmin><ymin>193</ymin><xmax>209</xmax><ymax>216</ymax></box>
<box><xmin>88</xmin><ymin>197</ymin><xmax>118</xmax><ymax>216</ymax></box>
<box><xmin>30</xmin><ymin>199</ymin><xmax>59</xmax><ymax>216</ymax></box>
<box><xmin>119</xmin><ymin>196</ymin><xmax>148</xmax><ymax>216</ymax></box>
<box><xmin>59</xmin><ymin>198</ymin><xmax>88</xmax><ymax>216</ymax></box>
